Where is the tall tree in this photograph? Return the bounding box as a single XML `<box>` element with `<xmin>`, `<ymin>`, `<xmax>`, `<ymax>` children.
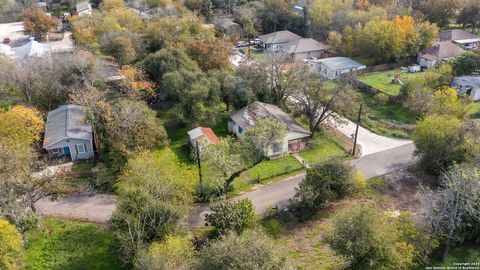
<box><xmin>420</xmin><ymin>165</ymin><xmax>480</xmax><ymax>260</ymax></box>
<box><xmin>290</xmin><ymin>66</ymin><xmax>354</xmax><ymax>135</ymax></box>
<box><xmin>419</xmin><ymin>0</ymin><xmax>462</xmax><ymax>28</ymax></box>
<box><xmin>259</xmin><ymin>53</ymin><xmax>295</xmax><ymax>107</ymax></box>
<box><xmin>22</xmin><ymin>6</ymin><xmax>58</xmax><ymax>39</ymax></box>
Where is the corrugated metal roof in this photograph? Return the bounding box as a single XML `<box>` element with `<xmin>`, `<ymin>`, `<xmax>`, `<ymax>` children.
<box><xmin>76</xmin><ymin>1</ymin><xmax>91</xmax><ymax>13</ymax></box>
<box><xmin>230</xmin><ymin>101</ymin><xmax>311</xmax><ymax>135</ymax></box>
<box><xmin>15</xmin><ymin>38</ymin><xmax>51</xmax><ymax>58</ymax></box>
<box><xmin>313</xmin><ymin>57</ymin><xmax>366</xmax><ymax>71</ymax></box>
<box><xmin>43</xmin><ymin>105</ymin><xmax>93</xmax><ymax>149</ymax></box>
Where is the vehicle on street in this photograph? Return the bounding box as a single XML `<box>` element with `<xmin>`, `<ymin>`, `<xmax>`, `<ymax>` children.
<box><xmin>3</xmin><ymin>37</ymin><xmax>10</xmax><ymax>44</ymax></box>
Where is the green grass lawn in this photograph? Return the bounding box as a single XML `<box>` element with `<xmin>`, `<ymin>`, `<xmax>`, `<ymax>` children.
<box><xmin>357</xmin><ymin>69</ymin><xmax>424</xmax><ymax>96</ymax></box>
<box><xmin>24</xmin><ymin>218</ymin><xmax>128</xmax><ymax>270</ymax></box>
<box><xmin>72</xmin><ymin>162</ymin><xmax>95</xmax><ymax>173</ymax></box>
<box><xmin>418</xmin><ymin>245</ymin><xmax>480</xmax><ymax>269</ymax></box>
<box><xmin>299</xmin><ymin>132</ymin><xmax>347</xmax><ymax>166</ymax></box>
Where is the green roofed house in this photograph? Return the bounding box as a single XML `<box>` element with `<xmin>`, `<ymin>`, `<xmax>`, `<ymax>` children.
<box><xmin>228</xmin><ymin>101</ymin><xmax>311</xmax><ymax>158</ymax></box>
<box><xmin>42</xmin><ymin>105</ymin><xmax>95</xmax><ymax>161</ymax></box>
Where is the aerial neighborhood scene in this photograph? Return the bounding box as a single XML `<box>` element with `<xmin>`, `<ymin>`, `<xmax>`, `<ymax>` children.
<box><xmin>2</xmin><ymin>0</ymin><xmax>480</xmax><ymax>269</ymax></box>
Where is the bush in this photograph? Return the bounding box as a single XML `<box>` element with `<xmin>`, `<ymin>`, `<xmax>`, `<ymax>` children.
<box><xmin>206</xmin><ymin>199</ymin><xmax>256</xmax><ymax>236</ymax></box>
<box><xmin>0</xmin><ymin>219</ymin><xmax>23</xmax><ymax>270</ymax></box>
<box><xmin>193</xmin><ymin>229</ymin><xmax>288</xmax><ymax>270</ymax></box>
<box><xmin>292</xmin><ymin>159</ymin><xmax>355</xmax><ymax>216</ymax></box>
<box><xmin>134</xmin><ymin>235</ymin><xmax>194</xmax><ymax>270</ymax></box>
<box><xmin>352</xmin><ymin>171</ymin><xmax>367</xmax><ymax>193</ymax></box>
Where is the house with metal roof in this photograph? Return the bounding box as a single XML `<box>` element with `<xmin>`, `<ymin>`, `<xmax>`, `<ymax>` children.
<box><xmin>187</xmin><ymin>127</ymin><xmax>219</xmax><ymax>152</ymax></box>
<box><xmin>439</xmin><ymin>29</ymin><xmax>480</xmax><ymax>50</ymax></box>
<box><xmin>306</xmin><ymin>57</ymin><xmax>366</xmax><ymax>79</ymax></box>
<box><xmin>280</xmin><ymin>38</ymin><xmax>329</xmax><ymax>62</ymax></box>
<box><xmin>43</xmin><ymin>105</ymin><xmax>94</xmax><ymax>161</ymax></box>
<box><xmin>258</xmin><ymin>30</ymin><xmax>303</xmax><ymax>52</ymax></box>
<box><xmin>76</xmin><ymin>1</ymin><xmax>93</xmax><ymax>16</ymax></box>
<box><xmin>451</xmin><ymin>76</ymin><xmax>480</xmax><ymax>101</ymax></box>
<box><xmin>228</xmin><ymin>101</ymin><xmax>311</xmax><ymax>157</ymax></box>
<box><xmin>417</xmin><ymin>42</ymin><xmax>465</xmax><ymax>69</ymax></box>
<box><xmin>14</xmin><ymin>37</ymin><xmax>51</xmax><ymax>59</ymax></box>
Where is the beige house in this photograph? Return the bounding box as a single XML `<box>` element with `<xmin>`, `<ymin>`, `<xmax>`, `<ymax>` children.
<box><xmin>228</xmin><ymin>101</ymin><xmax>311</xmax><ymax>158</ymax></box>
<box><xmin>258</xmin><ymin>30</ymin><xmax>302</xmax><ymax>52</ymax></box>
<box><xmin>417</xmin><ymin>42</ymin><xmax>465</xmax><ymax>69</ymax></box>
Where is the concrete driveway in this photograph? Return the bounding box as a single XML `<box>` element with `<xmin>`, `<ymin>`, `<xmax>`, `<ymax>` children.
<box><xmin>334</xmin><ymin>117</ymin><xmax>412</xmax><ymax>156</ymax></box>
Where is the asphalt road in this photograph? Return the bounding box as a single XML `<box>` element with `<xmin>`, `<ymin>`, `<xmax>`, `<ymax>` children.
<box><xmin>37</xmin><ymin>143</ymin><xmax>416</xmax><ymax>226</ymax></box>
<box><xmin>186</xmin><ymin>142</ymin><xmax>417</xmax><ymax>227</ymax></box>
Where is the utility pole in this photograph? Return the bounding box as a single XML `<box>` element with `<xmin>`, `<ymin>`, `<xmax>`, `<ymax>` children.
<box><xmin>352</xmin><ymin>103</ymin><xmax>362</xmax><ymax>156</ymax></box>
<box><xmin>195</xmin><ymin>138</ymin><xmax>203</xmax><ymax>197</ymax></box>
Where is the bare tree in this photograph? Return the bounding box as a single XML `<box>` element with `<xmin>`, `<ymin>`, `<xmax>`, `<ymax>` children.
<box><xmin>290</xmin><ymin>66</ymin><xmax>355</xmax><ymax>136</ymax></box>
<box><xmin>259</xmin><ymin>52</ymin><xmax>296</xmax><ymax>107</ymax></box>
<box><xmin>419</xmin><ymin>165</ymin><xmax>480</xmax><ymax>260</ymax></box>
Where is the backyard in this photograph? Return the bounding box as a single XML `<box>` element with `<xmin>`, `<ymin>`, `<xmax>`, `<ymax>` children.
<box><xmin>357</xmin><ymin>69</ymin><xmax>424</xmax><ymax>96</ymax></box>
<box><xmin>24</xmin><ymin>218</ymin><xmax>128</xmax><ymax>270</ymax></box>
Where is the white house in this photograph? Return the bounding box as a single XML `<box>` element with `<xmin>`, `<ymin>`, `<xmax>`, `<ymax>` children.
<box><xmin>306</xmin><ymin>57</ymin><xmax>366</xmax><ymax>79</ymax></box>
<box><xmin>43</xmin><ymin>105</ymin><xmax>95</xmax><ymax>161</ymax></box>
<box><xmin>258</xmin><ymin>30</ymin><xmax>303</xmax><ymax>52</ymax></box>
<box><xmin>228</xmin><ymin>101</ymin><xmax>311</xmax><ymax>158</ymax></box>
<box><xmin>76</xmin><ymin>1</ymin><xmax>93</xmax><ymax>16</ymax></box>
<box><xmin>14</xmin><ymin>37</ymin><xmax>51</xmax><ymax>59</ymax></box>
<box><xmin>451</xmin><ymin>76</ymin><xmax>480</xmax><ymax>101</ymax></box>
<box><xmin>417</xmin><ymin>42</ymin><xmax>464</xmax><ymax>69</ymax></box>
<box><xmin>280</xmin><ymin>38</ymin><xmax>329</xmax><ymax>62</ymax></box>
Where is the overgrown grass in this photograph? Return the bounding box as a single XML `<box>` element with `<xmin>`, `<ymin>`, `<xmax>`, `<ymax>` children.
<box><xmin>419</xmin><ymin>245</ymin><xmax>480</xmax><ymax>269</ymax></box>
<box><xmin>352</xmin><ymin>91</ymin><xmax>416</xmax><ymax>139</ymax></box>
<box><xmin>357</xmin><ymin>69</ymin><xmax>424</xmax><ymax>96</ymax></box>
<box><xmin>24</xmin><ymin>218</ymin><xmax>128</xmax><ymax>270</ymax></box>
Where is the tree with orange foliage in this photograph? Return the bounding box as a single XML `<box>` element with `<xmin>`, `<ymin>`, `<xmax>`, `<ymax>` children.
<box><xmin>187</xmin><ymin>37</ymin><xmax>230</xmax><ymax>71</ymax></box>
<box><xmin>22</xmin><ymin>6</ymin><xmax>58</xmax><ymax>40</ymax></box>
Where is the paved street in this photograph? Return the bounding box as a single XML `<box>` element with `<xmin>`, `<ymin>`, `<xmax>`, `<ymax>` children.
<box><xmin>37</xmin><ymin>143</ymin><xmax>416</xmax><ymax>226</ymax></box>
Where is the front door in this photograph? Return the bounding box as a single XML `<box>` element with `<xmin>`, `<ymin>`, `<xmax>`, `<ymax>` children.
<box><xmin>63</xmin><ymin>146</ymin><xmax>70</xmax><ymax>155</ymax></box>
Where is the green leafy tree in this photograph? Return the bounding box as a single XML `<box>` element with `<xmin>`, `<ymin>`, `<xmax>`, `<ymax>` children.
<box><xmin>412</xmin><ymin>115</ymin><xmax>480</xmax><ymax>176</ymax></box>
<box><xmin>453</xmin><ymin>52</ymin><xmax>480</xmax><ymax>76</ymax></box>
<box><xmin>111</xmin><ymin>149</ymin><xmax>195</xmax><ymax>262</ymax></box>
<box><xmin>143</xmin><ymin>47</ymin><xmax>201</xmax><ymax>83</ymax></box>
<box><xmin>0</xmin><ymin>219</ymin><xmax>23</xmax><ymax>270</ymax></box>
<box><xmin>194</xmin><ymin>229</ymin><xmax>288</xmax><ymax>270</ymax></box>
<box><xmin>419</xmin><ymin>0</ymin><xmax>462</xmax><ymax>28</ymax></box>
<box><xmin>206</xmin><ymin>198</ymin><xmax>256</xmax><ymax>235</ymax></box>
<box><xmin>327</xmin><ymin>205</ymin><xmax>417</xmax><ymax>270</ymax></box>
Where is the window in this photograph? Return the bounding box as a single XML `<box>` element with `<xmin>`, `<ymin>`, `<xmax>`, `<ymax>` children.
<box><xmin>51</xmin><ymin>148</ymin><xmax>60</xmax><ymax>153</ymax></box>
<box><xmin>238</xmin><ymin>126</ymin><xmax>243</xmax><ymax>133</ymax></box>
<box><xmin>76</xmin><ymin>144</ymin><xmax>86</xmax><ymax>153</ymax></box>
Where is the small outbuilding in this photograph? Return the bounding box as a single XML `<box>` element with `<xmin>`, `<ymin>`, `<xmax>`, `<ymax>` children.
<box><xmin>187</xmin><ymin>127</ymin><xmax>219</xmax><ymax>151</ymax></box>
<box><xmin>417</xmin><ymin>42</ymin><xmax>465</xmax><ymax>69</ymax></box>
<box><xmin>451</xmin><ymin>76</ymin><xmax>480</xmax><ymax>101</ymax></box>
<box><xmin>228</xmin><ymin>101</ymin><xmax>311</xmax><ymax>158</ymax></box>
<box><xmin>306</xmin><ymin>57</ymin><xmax>366</xmax><ymax>79</ymax></box>
<box><xmin>43</xmin><ymin>105</ymin><xmax>94</xmax><ymax>161</ymax></box>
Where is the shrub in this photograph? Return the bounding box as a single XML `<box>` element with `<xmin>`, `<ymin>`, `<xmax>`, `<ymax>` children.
<box><xmin>352</xmin><ymin>171</ymin><xmax>367</xmax><ymax>193</ymax></box>
<box><xmin>134</xmin><ymin>235</ymin><xmax>194</xmax><ymax>270</ymax></box>
<box><xmin>0</xmin><ymin>219</ymin><xmax>23</xmax><ymax>270</ymax></box>
<box><xmin>206</xmin><ymin>199</ymin><xmax>256</xmax><ymax>236</ymax></box>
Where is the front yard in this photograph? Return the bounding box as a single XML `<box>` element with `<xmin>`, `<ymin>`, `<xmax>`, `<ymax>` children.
<box><xmin>24</xmin><ymin>218</ymin><xmax>127</xmax><ymax>270</ymax></box>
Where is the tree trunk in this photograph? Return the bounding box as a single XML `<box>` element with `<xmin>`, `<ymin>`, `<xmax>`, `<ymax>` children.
<box><xmin>223</xmin><ymin>159</ymin><xmax>263</xmax><ymax>192</ymax></box>
<box><xmin>442</xmin><ymin>237</ymin><xmax>451</xmax><ymax>261</ymax></box>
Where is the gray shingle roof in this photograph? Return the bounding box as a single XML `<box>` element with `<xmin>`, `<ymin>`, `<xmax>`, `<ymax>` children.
<box><xmin>281</xmin><ymin>38</ymin><xmax>329</xmax><ymax>54</ymax></box>
<box><xmin>43</xmin><ymin>105</ymin><xmax>93</xmax><ymax>149</ymax></box>
<box><xmin>258</xmin><ymin>30</ymin><xmax>303</xmax><ymax>45</ymax></box>
<box><xmin>230</xmin><ymin>101</ymin><xmax>311</xmax><ymax>135</ymax></box>
<box><xmin>315</xmin><ymin>57</ymin><xmax>366</xmax><ymax>71</ymax></box>
<box><xmin>419</xmin><ymin>42</ymin><xmax>465</xmax><ymax>60</ymax></box>
<box><xmin>439</xmin><ymin>29</ymin><xmax>480</xmax><ymax>42</ymax></box>
<box><xmin>76</xmin><ymin>1</ymin><xmax>91</xmax><ymax>13</ymax></box>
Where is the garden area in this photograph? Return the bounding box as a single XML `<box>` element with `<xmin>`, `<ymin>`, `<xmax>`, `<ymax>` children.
<box><xmin>24</xmin><ymin>218</ymin><xmax>127</xmax><ymax>270</ymax></box>
<box><xmin>357</xmin><ymin>69</ymin><xmax>424</xmax><ymax>96</ymax></box>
